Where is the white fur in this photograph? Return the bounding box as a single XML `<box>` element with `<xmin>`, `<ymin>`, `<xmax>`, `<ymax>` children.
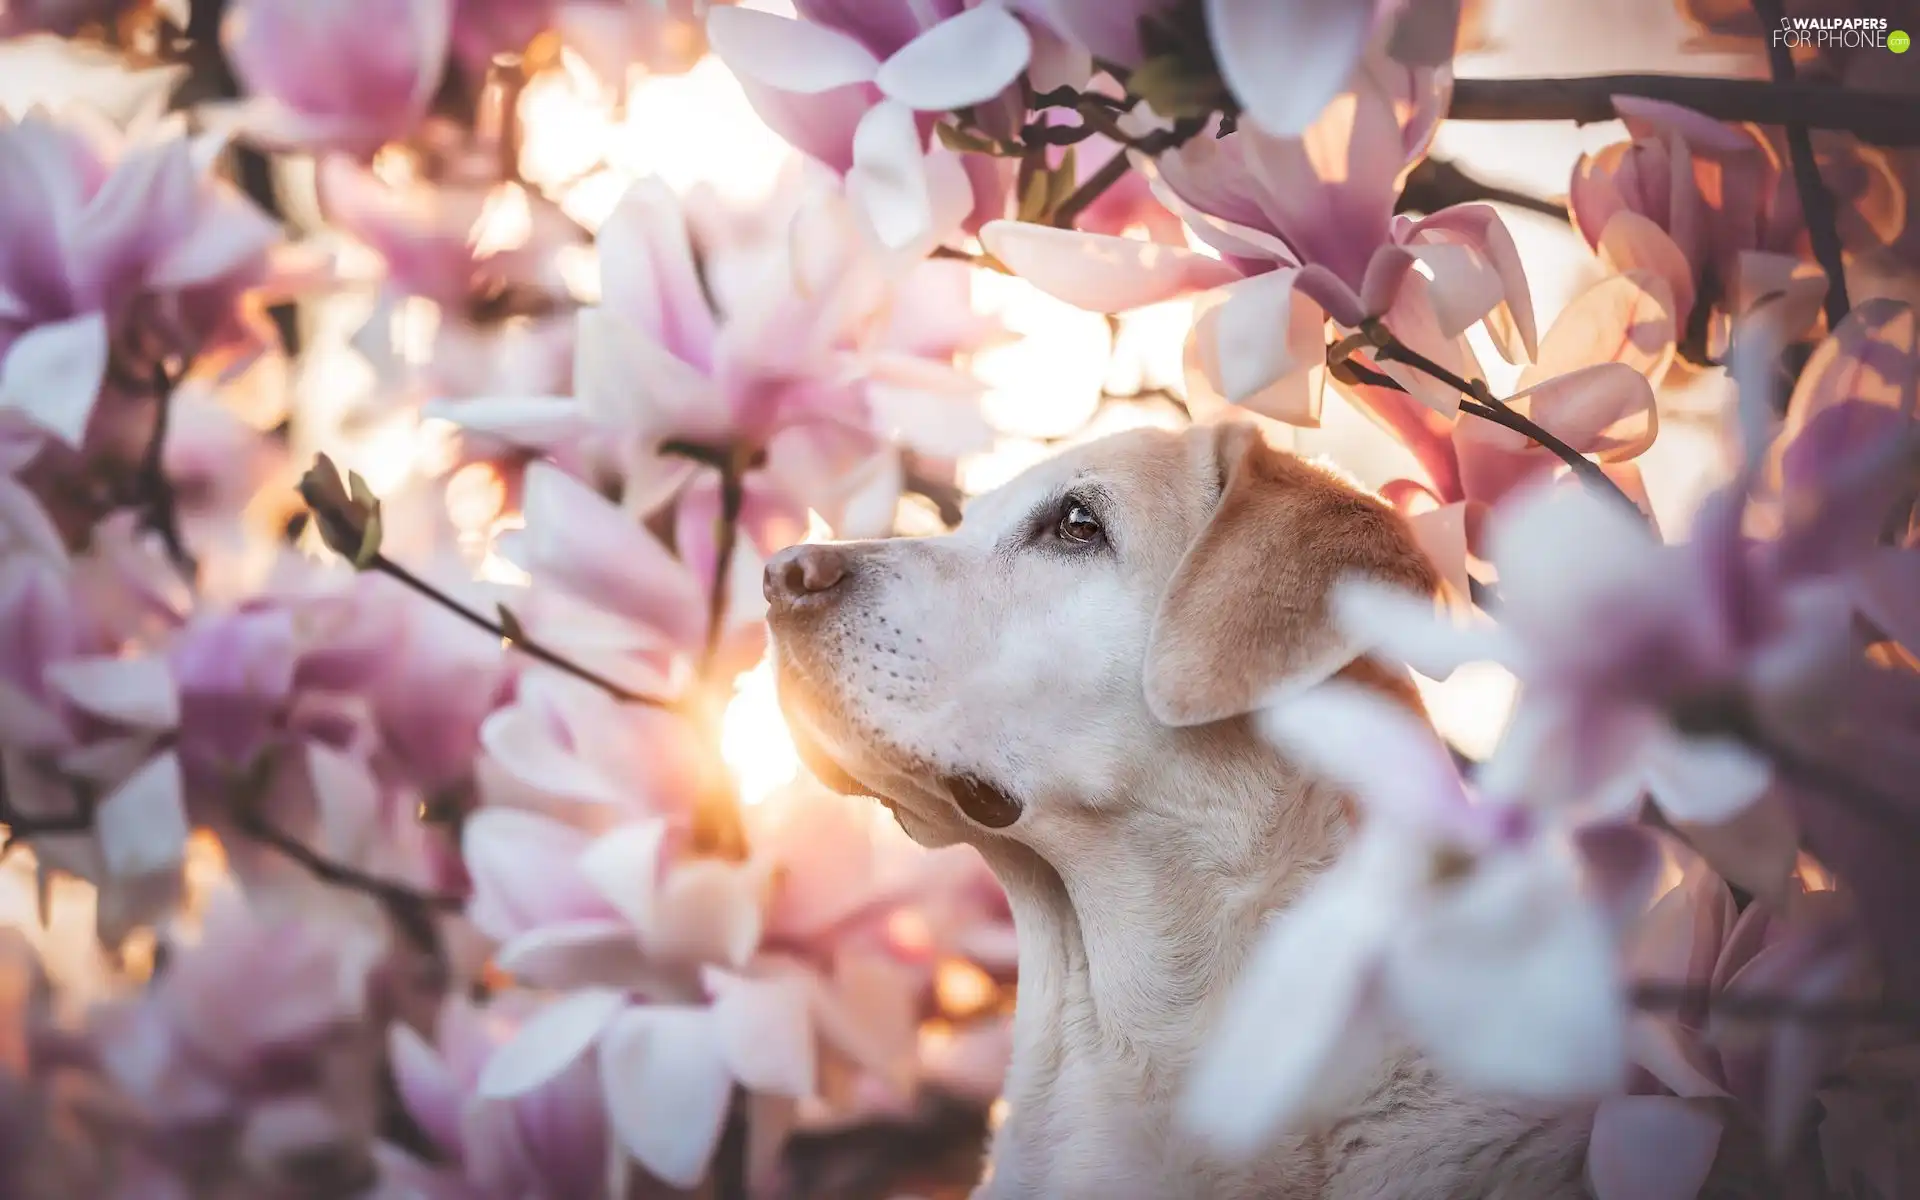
<box><xmin>767</xmin><ymin>426</ymin><xmax>1595</xmax><ymax>1199</ymax></box>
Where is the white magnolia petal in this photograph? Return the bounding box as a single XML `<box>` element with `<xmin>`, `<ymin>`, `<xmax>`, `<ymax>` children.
<box><xmin>1259</xmin><ymin>681</ymin><xmax>1466</xmax><ymax>835</ymax></box>
<box><xmin>1388</xmin><ymin>847</ymin><xmax>1627</xmax><ymax>1098</ymax></box>
<box><xmin>477</xmin><ymin>705</ymin><xmax>625</xmax><ymax>805</ymax></box>
<box><xmin>1407</xmin><ymin>242</ymin><xmax>1505</xmax><ymax>340</ymax></box>
<box><xmin>0</xmin><ymin>312</ymin><xmax>110</xmax><ymax>447</ymax></box>
<box><xmin>493</xmin><ymin>919</ymin><xmax>654</xmax><ymax>991</ymax></box>
<box><xmin>1641</xmin><ymin>728</ymin><xmax>1774</xmax><ymax>827</ymax></box>
<box><xmin>44</xmin><ymin>655</ymin><xmax>178</xmax><ymax>728</ymax></box>
<box><xmin>576</xmin><ymin>820</ymin><xmax>668</xmax><ymax>933</ymax></box>
<box><xmin>1586</xmin><ymin>1096</ymin><xmax>1723</xmax><ymax>1200</ymax></box>
<box><xmin>1211</xmin><ymin>270</ymin><xmax>1325</xmax><ymax>405</ymax></box>
<box><xmin>1179</xmin><ymin>838</ymin><xmax>1406</xmax><ymax>1155</ymax></box>
<box><xmin>95</xmin><ymin>751</ymin><xmax>189</xmax><ymax>878</ymax></box>
<box><xmin>1207</xmin><ymin>0</ymin><xmax>1376</xmax><ymax>137</ymax></box>
<box><xmin>597</xmin><ymin>1005</ymin><xmax>735</xmax><ymax>1188</ymax></box>
<box><xmin>707</xmin><ymin>968</ymin><xmax>818</xmax><ymax>1098</ymax></box>
<box><xmin>847</xmin><ymin>101</ymin><xmax>934</xmax><ymax>251</ymax></box>
<box><xmin>705</xmin><ymin>7</ymin><xmax>880</xmax><ymax>94</ymax></box>
<box><xmin>476</xmin><ymin>988</ymin><xmax>625</xmax><ymax>1099</ymax></box>
<box><xmin>978</xmin><ymin>220</ymin><xmax>1240</xmax><ymax>313</ymax></box>
<box><xmin>875</xmin><ymin>5</ymin><xmax>1033</xmax><ymax>111</ymax></box>
<box><xmin>1331</xmin><ymin>577</ymin><xmax>1518</xmax><ymax>679</ymax></box>
<box><xmin>421</xmin><ymin>395</ymin><xmax>588</xmax><ymax>447</ymax></box>
<box><xmin>1405</xmin><ymin>501</ymin><xmax>1471</xmax><ymax>601</ymax></box>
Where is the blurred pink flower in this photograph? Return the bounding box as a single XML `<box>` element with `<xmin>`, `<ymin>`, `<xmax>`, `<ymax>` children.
<box><xmin>1182</xmin><ymin>681</ymin><xmax>1633</xmax><ymax>1158</ymax></box>
<box><xmin>83</xmin><ymin>888</ymin><xmax>389</xmax><ymax>1191</ymax></box>
<box><xmin>383</xmin><ymin>994</ymin><xmax>608</xmax><ymax>1198</ymax></box>
<box><xmin>0</xmin><ymin>0</ymin><xmax>125</xmax><ymax>37</ymax></box>
<box><xmin>0</xmin><ymin>109</ymin><xmax>282</xmax><ymax>454</ymax></box>
<box><xmin>708</xmin><ymin>0</ymin><xmax>1040</xmax><ymax>247</ymax></box>
<box><xmin>1570</xmin><ymin>98</ymin><xmax>1903</xmax><ymax>351</ymax></box>
<box><xmin>1020</xmin><ymin>0</ymin><xmax>1457</xmax><ymax>136</ymax></box>
<box><xmin>449</xmin><ymin>0</ymin><xmax>559</xmax><ymax>77</ymax></box>
<box><xmin>220</xmin><ymin>0</ymin><xmax>451</xmax><ymax>155</ymax></box>
<box><xmin>1587</xmin><ymin>837</ymin><xmax>1910</xmax><ymax>1200</ymax></box>
<box><xmin>558</xmin><ymin>0</ymin><xmax>728</xmax><ymax>83</ymax></box>
<box><xmin>983</xmin><ymin>58</ymin><xmax>1537</xmax><ymax>423</ymax></box>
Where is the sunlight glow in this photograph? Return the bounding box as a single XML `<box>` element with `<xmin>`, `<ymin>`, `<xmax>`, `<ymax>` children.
<box><xmin>720</xmin><ymin>657</ymin><xmax>801</xmax><ymax>807</ymax></box>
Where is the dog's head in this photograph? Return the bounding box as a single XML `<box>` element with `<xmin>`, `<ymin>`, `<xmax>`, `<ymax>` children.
<box><xmin>764</xmin><ymin>420</ymin><xmax>1437</xmax><ymax>854</ymax></box>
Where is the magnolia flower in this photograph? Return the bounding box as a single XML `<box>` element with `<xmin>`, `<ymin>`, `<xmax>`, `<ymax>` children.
<box><xmin>81</xmin><ymin>887</ymin><xmax>390</xmax><ymax>1192</ymax></box>
<box><xmin>436</xmin><ymin>178</ymin><xmax>992</xmax><ymax>562</ymax></box>
<box><xmin>1181</xmin><ymin>682</ymin><xmax>1633</xmax><ymax>1158</ymax></box>
<box><xmin>1586</xmin><ymin>838</ymin><xmax>1882</xmax><ymax>1200</ymax></box>
<box><xmin>558</xmin><ymin>0</ymin><xmax>731</xmax><ymax>84</ymax></box>
<box><xmin>707</xmin><ymin>0</ymin><xmax>1047</xmax><ymax>247</ymax></box>
<box><xmin>219</xmin><ymin>0</ymin><xmax>451</xmax><ymax>154</ymax></box>
<box><xmin>1571</xmin><ymin>98</ymin><xmax>1902</xmax><ymax>354</ymax></box>
<box><xmin>1342</xmin><ymin>269</ymin><xmax>1672</xmax><ymax>588</ymax></box>
<box><xmin>0</xmin><ymin>109</ymin><xmax>282</xmax><ymax>453</ymax></box>
<box><xmin>449</xmin><ymin>0</ymin><xmax>558</xmax><ymax>77</ymax></box>
<box><xmin>382</xmin><ymin>994</ymin><xmax>608</xmax><ymax>1198</ymax></box>
<box><xmin>983</xmin><ymin>58</ymin><xmax>1536</xmax><ymax>422</ymax></box>
<box><xmin>1023</xmin><ymin>0</ymin><xmax>1462</xmax><ymax>136</ymax></box>
<box><xmin>0</xmin><ymin>0</ymin><xmax>127</xmax><ymax>37</ymax></box>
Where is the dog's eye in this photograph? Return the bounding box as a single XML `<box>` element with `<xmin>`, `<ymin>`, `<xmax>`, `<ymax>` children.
<box><xmin>1056</xmin><ymin>499</ymin><xmax>1102</xmax><ymax>544</ymax></box>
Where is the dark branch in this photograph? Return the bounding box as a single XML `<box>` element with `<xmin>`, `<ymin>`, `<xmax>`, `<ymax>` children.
<box><xmin>1751</xmin><ymin>0</ymin><xmax>1851</xmax><ymax>330</ymax></box>
<box><xmin>1447</xmin><ymin>74</ymin><xmax>1920</xmax><ymax>148</ymax></box>
<box><xmin>138</xmin><ymin>360</ymin><xmax>198</xmax><ymax>583</ymax></box>
<box><xmin>702</xmin><ymin>460</ymin><xmax>747</xmax><ymax>673</ymax></box>
<box><xmin>1632</xmin><ymin>981</ymin><xmax>1920</xmax><ymax>1026</ymax></box>
<box><xmin>1396</xmin><ymin>157</ymin><xmax>1570</xmax><ymax>224</ymax></box>
<box><xmin>371</xmin><ymin>554</ymin><xmax>677</xmax><ymax>709</ymax></box>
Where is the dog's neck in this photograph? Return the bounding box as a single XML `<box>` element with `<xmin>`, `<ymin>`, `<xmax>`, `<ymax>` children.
<box><xmin>973</xmin><ymin>722</ymin><xmax>1349</xmax><ymax>1197</ymax></box>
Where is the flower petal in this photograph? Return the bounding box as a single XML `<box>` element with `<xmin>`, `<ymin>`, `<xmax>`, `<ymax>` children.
<box><xmin>1586</xmin><ymin>1095</ymin><xmax>1723</xmax><ymax>1200</ymax></box>
<box><xmin>577</xmin><ymin>819</ymin><xmax>667</xmax><ymax>932</ymax></box>
<box><xmin>1331</xmin><ymin>577</ymin><xmax>1518</xmax><ymax>678</ymax></box>
<box><xmin>95</xmin><ymin>751</ymin><xmax>189</xmax><ymax>878</ymax></box>
<box><xmin>706</xmin><ymin>968</ymin><xmax>818</xmax><ymax>1098</ymax></box>
<box><xmin>875</xmin><ymin>5</ymin><xmax>1033</xmax><ymax>111</ymax></box>
<box><xmin>1259</xmin><ymin>681</ymin><xmax>1471</xmax><ymax>837</ymax></box>
<box><xmin>1596</xmin><ymin>211</ymin><xmax>1696</xmax><ymax>329</ymax></box>
<box><xmin>0</xmin><ymin>312</ymin><xmax>109</xmax><ymax>448</ymax></box>
<box><xmin>978</xmin><ymin>220</ymin><xmax>1239</xmax><ymax>313</ymax></box>
<box><xmin>44</xmin><ymin>655</ymin><xmax>179</xmax><ymax>728</ymax></box>
<box><xmin>846</xmin><ymin>100</ymin><xmax>934</xmax><ymax>251</ymax></box>
<box><xmin>1179</xmin><ymin>836</ymin><xmax>1405</xmax><ymax>1155</ymax></box>
<box><xmin>1209</xmin><ymin>269</ymin><xmax>1327</xmax><ymax>408</ymax></box>
<box><xmin>1207</xmin><ymin>0</ymin><xmax>1376</xmax><ymax>137</ymax></box>
<box><xmin>477</xmin><ymin>988</ymin><xmax>625</xmax><ymax>1099</ymax></box>
<box><xmin>495</xmin><ymin>920</ymin><xmax>655</xmax><ymax>991</ymax></box>
<box><xmin>597</xmin><ymin>1005</ymin><xmax>734</xmax><ymax>1188</ymax></box>
<box><xmin>705</xmin><ymin>7</ymin><xmax>881</xmax><ymax>94</ymax></box>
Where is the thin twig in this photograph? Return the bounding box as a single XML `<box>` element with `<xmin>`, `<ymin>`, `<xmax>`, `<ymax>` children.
<box><xmin>702</xmin><ymin>460</ymin><xmax>746</xmax><ymax>672</ymax></box>
<box><xmin>1751</xmin><ymin>0</ymin><xmax>1851</xmax><ymax>330</ymax></box>
<box><xmin>1331</xmin><ymin>332</ymin><xmax>1643</xmax><ymax>517</ymax></box>
<box><xmin>931</xmin><ymin>245</ymin><xmax>1012</xmax><ymax>274</ymax></box>
<box><xmin>1632</xmin><ymin>981</ymin><xmax>1920</xmax><ymax>1026</ymax></box>
<box><xmin>230</xmin><ymin>802</ymin><xmax>461</xmax><ymax>956</ymax></box>
<box><xmin>1448</xmin><ymin>75</ymin><xmax>1920</xmax><ymax>148</ymax></box>
<box><xmin>1052</xmin><ymin>148</ymin><xmax>1133</xmax><ymax>229</ymax></box>
<box><xmin>0</xmin><ymin>768</ymin><xmax>95</xmax><ymax>860</ymax></box>
<box><xmin>138</xmin><ymin>360</ymin><xmax>197</xmax><ymax>582</ymax></box>
<box><xmin>371</xmin><ymin>554</ymin><xmax>676</xmax><ymax>709</ymax></box>
<box><xmin>1395</xmin><ymin>157</ymin><xmax>1570</xmax><ymax>224</ymax></box>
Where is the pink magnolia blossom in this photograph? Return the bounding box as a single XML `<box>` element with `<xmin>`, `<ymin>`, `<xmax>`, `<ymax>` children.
<box><xmin>1181</xmin><ymin>681</ymin><xmax>1634</xmax><ymax>1158</ymax></box>
<box><xmin>78</xmin><ymin>887</ymin><xmax>390</xmax><ymax>1193</ymax></box>
<box><xmin>1570</xmin><ymin>98</ymin><xmax>1903</xmax><ymax>352</ymax></box>
<box><xmin>708</xmin><ymin>0</ymin><xmax>1049</xmax><ymax>248</ymax></box>
<box><xmin>1020</xmin><ymin>0</ymin><xmax>1460</xmax><ymax>136</ymax></box>
<box><xmin>0</xmin><ymin>109</ymin><xmax>282</xmax><ymax>454</ymax></box>
<box><xmin>982</xmin><ymin>58</ymin><xmax>1539</xmax><ymax>423</ymax></box>
<box><xmin>449</xmin><ymin>0</ymin><xmax>559</xmax><ymax>77</ymax></box>
<box><xmin>1589</xmin><ymin>837</ymin><xmax>1920</xmax><ymax>1198</ymax></box>
<box><xmin>381</xmin><ymin>994</ymin><xmax>609</xmax><ymax>1198</ymax></box>
<box><xmin>557</xmin><ymin>0</ymin><xmax>732</xmax><ymax>84</ymax></box>
<box><xmin>0</xmin><ymin>0</ymin><xmax>126</xmax><ymax>37</ymax></box>
<box><xmin>219</xmin><ymin>0</ymin><xmax>451</xmax><ymax>155</ymax></box>
<box><xmin>1342</xmin><ymin>269</ymin><xmax>1672</xmax><ymax>587</ymax></box>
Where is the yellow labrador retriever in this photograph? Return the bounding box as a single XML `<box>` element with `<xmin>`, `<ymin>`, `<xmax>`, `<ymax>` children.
<box><xmin>763</xmin><ymin>421</ymin><xmax>1592</xmax><ymax>1199</ymax></box>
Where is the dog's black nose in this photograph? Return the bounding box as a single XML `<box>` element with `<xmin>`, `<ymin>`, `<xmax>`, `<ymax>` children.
<box><xmin>764</xmin><ymin>544</ymin><xmax>848</xmax><ymax>613</ymax></box>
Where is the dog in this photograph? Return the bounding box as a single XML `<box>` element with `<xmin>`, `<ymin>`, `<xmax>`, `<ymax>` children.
<box><xmin>763</xmin><ymin>420</ymin><xmax>1595</xmax><ymax>1199</ymax></box>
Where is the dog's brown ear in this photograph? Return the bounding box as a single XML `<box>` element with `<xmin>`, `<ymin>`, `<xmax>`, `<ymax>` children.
<box><xmin>1142</xmin><ymin>422</ymin><xmax>1439</xmax><ymax>727</ymax></box>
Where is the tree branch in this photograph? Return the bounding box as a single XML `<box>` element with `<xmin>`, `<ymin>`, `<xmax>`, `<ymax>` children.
<box><xmin>1751</xmin><ymin>0</ymin><xmax>1851</xmax><ymax>330</ymax></box>
<box><xmin>1395</xmin><ymin>157</ymin><xmax>1569</xmax><ymax>224</ymax></box>
<box><xmin>1632</xmin><ymin>981</ymin><xmax>1920</xmax><ymax>1026</ymax></box>
<box><xmin>371</xmin><ymin>554</ymin><xmax>677</xmax><ymax>710</ymax></box>
<box><xmin>1447</xmin><ymin>74</ymin><xmax>1920</xmax><ymax>147</ymax></box>
<box><xmin>138</xmin><ymin>360</ymin><xmax>197</xmax><ymax>583</ymax></box>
